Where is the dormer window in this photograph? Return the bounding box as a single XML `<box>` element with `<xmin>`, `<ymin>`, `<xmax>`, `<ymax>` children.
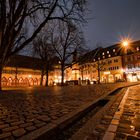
<box><xmin>113</xmin><ymin>49</ymin><xmax>115</xmax><ymax>52</ymax></box>
<box><xmin>102</xmin><ymin>52</ymin><xmax>104</xmax><ymax>55</ymax></box>
<box><xmin>107</xmin><ymin>51</ymin><xmax>109</xmax><ymax>54</ymax></box>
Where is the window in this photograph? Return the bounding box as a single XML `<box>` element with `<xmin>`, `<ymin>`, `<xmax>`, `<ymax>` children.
<box><xmin>114</xmin><ymin>59</ymin><xmax>118</xmax><ymax>62</ymax></box>
<box><xmin>103</xmin><ymin>56</ymin><xmax>105</xmax><ymax>59</ymax></box>
<box><xmin>108</xmin><ymin>60</ymin><xmax>112</xmax><ymax>64</ymax></box>
<box><xmin>127</xmin><ymin>56</ymin><xmax>131</xmax><ymax>61</ymax></box>
<box><xmin>102</xmin><ymin>52</ymin><xmax>104</xmax><ymax>55</ymax></box>
<box><xmin>113</xmin><ymin>49</ymin><xmax>115</xmax><ymax>52</ymax></box>
<box><xmin>108</xmin><ymin>54</ymin><xmax>111</xmax><ymax>57</ymax></box>
<box><xmin>107</xmin><ymin>51</ymin><xmax>109</xmax><ymax>54</ymax></box>
<box><xmin>136</xmin><ymin>47</ymin><xmax>139</xmax><ymax>51</ymax></box>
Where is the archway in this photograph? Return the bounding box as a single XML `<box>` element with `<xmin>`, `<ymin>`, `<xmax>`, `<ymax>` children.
<box><xmin>2</xmin><ymin>77</ymin><xmax>7</xmax><ymax>86</ymax></box>
<box><xmin>19</xmin><ymin>77</ymin><xmax>24</xmax><ymax>86</ymax></box>
<box><xmin>24</xmin><ymin>78</ymin><xmax>29</xmax><ymax>86</ymax></box>
<box><xmin>34</xmin><ymin>78</ymin><xmax>38</xmax><ymax>85</ymax></box>
<box><xmin>7</xmin><ymin>77</ymin><xmax>13</xmax><ymax>86</ymax></box>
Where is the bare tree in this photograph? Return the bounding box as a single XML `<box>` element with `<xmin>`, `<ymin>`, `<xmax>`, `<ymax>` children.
<box><xmin>0</xmin><ymin>0</ymin><xmax>87</xmax><ymax>90</ymax></box>
<box><xmin>52</xmin><ymin>21</ymin><xmax>84</xmax><ymax>85</ymax></box>
<box><xmin>94</xmin><ymin>46</ymin><xmax>106</xmax><ymax>84</ymax></box>
<box><xmin>33</xmin><ymin>33</ymin><xmax>56</xmax><ymax>86</ymax></box>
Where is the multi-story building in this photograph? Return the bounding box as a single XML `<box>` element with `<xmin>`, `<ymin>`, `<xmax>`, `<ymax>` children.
<box><xmin>1</xmin><ymin>40</ymin><xmax>140</xmax><ymax>87</ymax></box>
<box><xmin>78</xmin><ymin>40</ymin><xmax>140</xmax><ymax>83</ymax></box>
<box><xmin>122</xmin><ymin>41</ymin><xmax>140</xmax><ymax>82</ymax></box>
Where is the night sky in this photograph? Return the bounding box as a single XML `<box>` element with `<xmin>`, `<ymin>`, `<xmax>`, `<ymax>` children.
<box><xmin>84</xmin><ymin>0</ymin><xmax>140</xmax><ymax>49</ymax></box>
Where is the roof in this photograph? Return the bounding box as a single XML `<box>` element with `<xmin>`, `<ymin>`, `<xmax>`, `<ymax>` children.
<box><xmin>6</xmin><ymin>55</ymin><xmax>61</xmax><ymax>70</ymax></box>
<box><xmin>78</xmin><ymin>40</ymin><xmax>140</xmax><ymax>64</ymax></box>
<box><xmin>6</xmin><ymin>55</ymin><xmax>42</xmax><ymax>70</ymax></box>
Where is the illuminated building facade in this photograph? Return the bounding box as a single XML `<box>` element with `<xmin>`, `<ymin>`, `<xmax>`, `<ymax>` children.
<box><xmin>1</xmin><ymin>41</ymin><xmax>140</xmax><ymax>87</ymax></box>
<box><xmin>2</xmin><ymin>55</ymin><xmax>42</xmax><ymax>87</ymax></box>
<box><xmin>122</xmin><ymin>41</ymin><xmax>140</xmax><ymax>82</ymax></box>
<box><xmin>78</xmin><ymin>40</ymin><xmax>140</xmax><ymax>83</ymax></box>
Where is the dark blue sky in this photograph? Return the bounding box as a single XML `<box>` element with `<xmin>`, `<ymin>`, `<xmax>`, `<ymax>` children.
<box><xmin>84</xmin><ymin>0</ymin><xmax>140</xmax><ymax>49</ymax></box>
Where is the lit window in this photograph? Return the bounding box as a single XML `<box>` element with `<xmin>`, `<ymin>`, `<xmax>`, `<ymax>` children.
<box><xmin>98</xmin><ymin>57</ymin><xmax>100</xmax><ymax>60</ymax></box>
<box><xmin>103</xmin><ymin>56</ymin><xmax>105</xmax><ymax>59</ymax></box>
<box><xmin>107</xmin><ymin>51</ymin><xmax>109</xmax><ymax>54</ymax></box>
<box><xmin>108</xmin><ymin>54</ymin><xmax>111</xmax><ymax>57</ymax></box>
<box><xmin>102</xmin><ymin>52</ymin><xmax>104</xmax><ymax>55</ymax></box>
<box><xmin>94</xmin><ymin>59</ymin><xmax>95</xmax><ymax>61</ymax></box>
<box><xmin>137</xmin><ymin>47</ymin><xmax>139</xmax><ymax>51</ymax></box>
<box><xmin>113</xmin><ymin>49</ymin><xmax>115</xmax><ymax>52</ymax></box>
<box><xmin>114</xmin><ymin>59</ymin><xmax>118</xmax><ymax>62</ymax></box>
<box><xmin>108</xmin><ymin>60</ymin><xmax>112</xmax><ymax>64</ymax></box>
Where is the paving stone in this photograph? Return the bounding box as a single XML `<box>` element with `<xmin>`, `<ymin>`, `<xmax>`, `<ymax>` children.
<box><xmin>12</xmin><ymin>128</ymin><xmax>26</xmax><ymax>137</ymax></box>
<box><xmin>25</xmin><ymin>126</ymin><xmax>36</xmax><ymax>131</ymax></box>
<box><xmin>111</xmin><ymin>119</ymin><xmax>119</xmax><ymax>125</ymax></box>
<box><xmin>20</xmin><ymin>122</ymin><xmax>33</xmax><ymax>128</ymax></box>
<box><xmin>103</xmin><ymin>132</ymin><xmax>115</xmax><ymax>140</ymax></box>
<box><xmin>120</xmin><ymin>119</ymin><xmax>132</xmax><ymax>125</ymax></box>
<box><xmin>33</xmin><ymin>119</ymin><xmax>43</xmax><ymax>124</ymax></box>
<box><xmin>37</xmin><ymin>115</ymin><xmax>51</xmax><ymax>122</ymax></box>
<box><xmin>95</xmin><ymin>124</ymin><xmax>107</xmax><ymax>132</ymax></box>
<box><xmin>5</xmin><ymin>119</ymin><xmax>19</xmax><ymax>123</ymax></box>
<box><xmin>0</xmin><ymin>122</ymin><xmax>4</xmax><ymax>125</ymax></box>
<box><xmin>86</xmin><ymin>133</ymin><xmax>99</xmax><ymax>140</ymax></box>
<box><xmin>10</xmin><ymin>120</ymin><xmax>24</xmax><ymax>126</ymax></box>
<box><xmin>103</xmin><ymin>115</ymin><xmax>112</xmax><ymax>121</ymax></box>
<box><xmin>108</xmin><ymin>124</ymin><xmax>118</xmax><ymax>132</ymax></box>
<box><xmin>119</xmin><ymin>123</ymin><xmax>131</xmax><ymax>129</ymax></box>
<box><xmin>0</xmin><ymin>132</ymin><xmax>11</xmax><ymax>139</ymax></box>
<box><xmin>100</xmin><ymin>119</ymin><xmax>111</xmax><ymax>125</ymax></box>
<box><xmin>3</xmin><ymin>135</ymin><xmax>15</xmax><ymax>140</ymax></box>
<box><xmin>35</xmin><ymin>122</ymin><xmax>46</xmax><ymax>128</ymax></box>
<box><xmin>117</xmin><ymin>127</ymin><xmax>135</xmax><ymax>135</ymax></box>
<box><xmin>2</xmin><ymin>126</ymin><xmax>19</xmax><ymax>132</ymax></box>
<box><xmin>0</xmin><ymin>124</ymin><xmax>9</xmax><ymax>129</ymax></box>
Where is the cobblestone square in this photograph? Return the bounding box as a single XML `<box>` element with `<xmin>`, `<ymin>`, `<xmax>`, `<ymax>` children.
<box><xmin>0</xmin><ymin>83</ymin><xmax>139</xmax><ymax>139</ymax></box>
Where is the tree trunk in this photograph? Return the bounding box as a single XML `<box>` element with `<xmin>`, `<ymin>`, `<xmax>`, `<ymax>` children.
<box><xmin>97</xmin><ymin>61</ymin><xmax>100</xmax><ymax>84</ymax></box>
<box><xmin>0</xmin><ymin>65</ymin><xmax>3</xmax><ymax>91</ymax></box>
<box><xmin>45</xmin><ymin>69</ymin><xmax>49</xmax><ymax>86</ymax></box>
<box><xmin>40</xmin><ymin>70</ymin><xmax>44</xmax><ymax>86</ymax></box>
<box><xmin>61</xmin><ymin>63</ymin><xmax>65</xmax><ymax>86</ymax></box>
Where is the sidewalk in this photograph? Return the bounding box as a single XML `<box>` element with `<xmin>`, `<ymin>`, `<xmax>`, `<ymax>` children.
<box><xmin>85</xmin><ymin>84</ymin><xmax>140</xmax><ymax>140</ymax></box>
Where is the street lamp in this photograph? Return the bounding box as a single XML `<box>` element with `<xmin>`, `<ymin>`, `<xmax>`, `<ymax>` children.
<box><xmin>122</xmin><ymin>41</ymin><xmax>129</xmax><ymax>47</ymax></box>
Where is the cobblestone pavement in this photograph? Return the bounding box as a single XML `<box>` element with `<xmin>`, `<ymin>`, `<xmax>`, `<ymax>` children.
<box><xmin>86</xmin><ymin>84</ymin><xmax>140</xmax><ymax>140</ymax></box>
<box><xmin>0</xmin><ymin>83</ymin><xmax>139</xmax><ymax>139</ymax></box>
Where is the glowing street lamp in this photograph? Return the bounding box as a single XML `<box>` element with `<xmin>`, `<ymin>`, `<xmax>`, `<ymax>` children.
<box><xmin>121</xmin><ymin>39</ymin><xmax>131</xmax><ymax>54</ymax></box>
<box><xmin>122</xmin><ymin>41</ymin><xmax>129</xmax><ymax>47</ymax></box>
